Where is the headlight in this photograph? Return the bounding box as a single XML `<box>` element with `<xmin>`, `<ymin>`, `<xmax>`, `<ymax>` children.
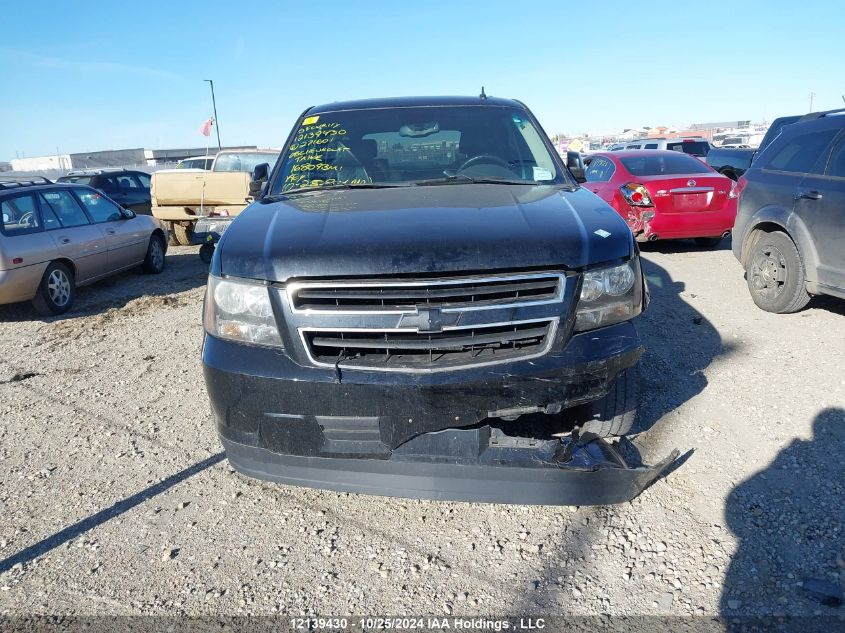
<box><xmin>204</xmin><ymin>275</ymin><xmax>283</xmax><ymax>347</ymax></box>
<box><xmin>574</xmin><ymin>259</ymin><xmax>643</xmax><ymax>332</ymax></box>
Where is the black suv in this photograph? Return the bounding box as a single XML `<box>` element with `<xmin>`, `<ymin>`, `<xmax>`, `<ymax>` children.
<box><xmin>57</xmin><ymin>170</ymin><xmax>152</xmax><ymax>215</ymax></box>
<box><xmin>201</xmin><ymin>96</ymin><xmax>670</xmax><ymax>505</ymax></box>
<box><xmin>733</xmin><ymin>109</ymin><xmax>845</xmax><ymax>313</ymax></box>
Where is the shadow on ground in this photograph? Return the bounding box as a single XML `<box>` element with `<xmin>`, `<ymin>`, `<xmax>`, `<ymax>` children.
<box><xmin>639</xmin><ymin>236</ymin><xmax>733</xmax><ymax>254</ymax></box>
<box><xmin>633</xmin><ymin>256</ymin><xmax>738</xmax><ymax>436</ymax></box>
<box><xmin>0</xmin><ymin>452</ymin><xmax>225</xmax><ymax>575</ymax></box>
<box><xmin>721</xmin><ymin>407</ymin><xmax>845</xmax><ymax>619</ymax></box>
<box><xmin>0</xmin><ymin>249</ymin><xmax>207</xmax><ymax>322</ymax></box>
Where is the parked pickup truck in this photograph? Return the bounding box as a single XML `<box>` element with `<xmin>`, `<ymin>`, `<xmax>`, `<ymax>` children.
<box><xmin>201</xmin><ymin>95</ymin><xmax>676</xmax><ymax>505</ymax></box>
<box><xmin>151</xmin><ymin>149</ymin><xmax>278</xmax><ymax>245</ymax></box>
<box><xmin>706</xmin><ymin>115</ymin><xmax>803</xmax><ymax>180</ymax></box>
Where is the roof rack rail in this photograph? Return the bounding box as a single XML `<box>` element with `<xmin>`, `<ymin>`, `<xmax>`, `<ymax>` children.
<box><xmin>0</xmin><ymin>176</ymin><xmax>52</xmax><ymax>190</ymax></box>
<box><xmin>799</xmin><ymin>107</ymin><xmax>845</xmax><ymax>122</ymax></box>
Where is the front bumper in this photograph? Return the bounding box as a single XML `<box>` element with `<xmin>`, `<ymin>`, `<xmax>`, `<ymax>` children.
<box><xmin>201</xmin><ymin>321</ymin><xmax>674</xmax><ymax>503</ymax></box>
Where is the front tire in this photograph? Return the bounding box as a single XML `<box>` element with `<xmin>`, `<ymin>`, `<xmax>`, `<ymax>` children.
<box><xmin>32</xmin><ymin>262</ymin><xmax>75</xmax><ymax>316</ymax></box>
<box><xmin>745</xmin><ymin>230</ymin><xmax>810</xmax><ymax>313</ymax></box>
<box><xmin>574</xmin><ymin>366</ymin><xmax>640</xmax><ymax>437</ymax></box>
<box><xmin>142</xmin><ymin>234</ymin><xmax>166</xmax><ymax>274</ymax></box>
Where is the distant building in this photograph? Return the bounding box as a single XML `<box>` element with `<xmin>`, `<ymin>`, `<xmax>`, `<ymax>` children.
<box><xmin>9</xmin><ymin>146</ymin><xmax>259</xmax><ymax>171</ymax></box>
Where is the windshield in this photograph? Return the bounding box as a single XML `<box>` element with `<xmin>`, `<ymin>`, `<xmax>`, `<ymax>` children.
<box><xmin>620</xmin><ymin>153</ymin><xmax>712</xmax><ymax>176</ymax></box>
<box><xmin>271</xmin><ymin>105</ymin><xmax>565</xmax><ymax>193</ymax></box>
<box><xmin>214</xmin><ymin>152</ymin><xmax>279</xmax><ymax>172</ymax></box>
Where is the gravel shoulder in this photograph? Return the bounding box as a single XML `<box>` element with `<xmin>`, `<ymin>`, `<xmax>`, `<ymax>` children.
<box><xmin>0</xmin><ymin>242</ymin><xmax>843</xmax><ymax>617</ymax></box>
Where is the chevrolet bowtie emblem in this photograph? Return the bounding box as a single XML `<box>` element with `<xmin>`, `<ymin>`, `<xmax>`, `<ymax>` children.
<box><xmin>400</xmin><ymin>307</ymin><xmax>460</xmax><ymax>333</ymax></box>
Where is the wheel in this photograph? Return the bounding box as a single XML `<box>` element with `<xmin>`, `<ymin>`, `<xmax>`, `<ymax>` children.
<box><xmin>573</xmin><ymin>366</ymin><xmax>640</xmax><ymax>437</ymax></box>
<box><xmin>173</xmin><ymin>223</ymin><xmax>193</xmax><ymax>246</ymax></box>
<box><xmin>164</xmin><ymin>222</ymin><xmax>179</xmax><ymax>246</ymax></box>
<box><xmin>199</xmin><ymin>243</ymin><xmax>215</xmax><ymax>265</ymax></box>
<box><xmin>142</xmin><ymin>234</ymin><xmax>166</xmax><ymax>274</ymax></box>
<box><xmin>745</xmin><ymin>230</ymin><xmax>810</xmax><ymax>313</ymax></box>
<box><xmin>694</xmin><ymin>236</ymin><xmax>723</xmax><ymax>248</ymax></box>
<box><xmin>32</xmin><ymin>262</ymin><xmax>75</xmax><ymax>316</ymax></box>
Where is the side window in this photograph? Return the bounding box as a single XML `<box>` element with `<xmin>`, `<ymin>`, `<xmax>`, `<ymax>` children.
<box><xmin>824</xmin><ymin>136</ymin><xmax>845</xmax><ymax>179</ymax></box>
<box><xmin>585</xmin><ymin>157</ymin><xmax>615</xmax><ymax>182</ymax></box>
<box><xmin>40</xmin><ymin>202</ymin><xmax>62</xmax><ymax>230</ymax></box>
<box><xmin>135</xmin><ymin>173</ymin><xmax>151</xmax><ymax>188</ymax></box>
<box><xmin>75</xmin><ymin>190</ymin><xmax>123</xmax><ymax>223</ymax></box>
<box><xmin>98</xmin><ymin>177</ymin><xmax>119</xmax><ymax>194</ymax></box>
<box><xmin>762</xmin><ymin>129</ymin><xmax>839</xmax><ymax>174</ymax></box>
<box><xmin>39</xmin><ymin>190</ymin><xmax>91</xmax><ymax>228</ymax></box>
<box><xmin>0</xmin><ymin>194</ymin><xmax>40</xmax><ymax>235</ymax></box>
<box><xmin>644</xmin><ymin>143</ymin><xmax>658</xmax><ymax>149</ymax></box>
<box><xmin>117</xmin><ymin>175</ymin><xmax>141</xmax><ymax>190</ymax></box>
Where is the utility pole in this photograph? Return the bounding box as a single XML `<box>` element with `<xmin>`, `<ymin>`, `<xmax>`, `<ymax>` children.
<box><xmin>809</xmin><ymin>92</ymin><xmax>816</xmax><ymax>112</ymax></box>
<box><xmin>204</xmin><ymin>79</ymin><xmax>222</xmax><ymax>150</ymax></box>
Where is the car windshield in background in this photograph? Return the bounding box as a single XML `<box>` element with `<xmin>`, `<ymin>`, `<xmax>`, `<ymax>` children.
<box><xmin>666</xmin><ymin>141</ymin><xmax>710</xmax><ymax>157</ymax></box>
<box><xmin>621</xmin><ymin>153</ymin><xmax>712</xmax><ymax>176</ymax></box>
<box><xmin>214</xmin><ymin>153</ymin><xmax>279</xmax><ymax>172</ymax></box>
<box><xmin>272</xmin><ymin>105</ymin><xmax>565</xmax><ymax>193</ymax></box>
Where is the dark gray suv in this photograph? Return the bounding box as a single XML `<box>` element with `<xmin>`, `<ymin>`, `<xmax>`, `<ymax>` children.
<box><xmin>733</xmin><ymin>109</ymin><xmax>845</xmax><ymax>313</ymax></box>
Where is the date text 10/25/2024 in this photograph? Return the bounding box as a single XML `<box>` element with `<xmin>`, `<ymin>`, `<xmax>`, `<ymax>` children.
<box><xmin>289</xmin><ymin>618</ymin><xmax>547</xmax><ymax>631</ymax></box>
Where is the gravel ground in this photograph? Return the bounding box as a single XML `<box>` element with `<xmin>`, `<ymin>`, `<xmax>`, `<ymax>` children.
<box><xmin>0</xmin><ymin>242</ymin><xmax>843</xmax><ymax>619</ymax></box>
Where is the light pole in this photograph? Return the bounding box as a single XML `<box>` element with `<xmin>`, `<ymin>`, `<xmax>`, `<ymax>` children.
<box><xmin>204</xmin><ymin>79</ymin><xmax>222</xmax><ymax>150</ymax></box>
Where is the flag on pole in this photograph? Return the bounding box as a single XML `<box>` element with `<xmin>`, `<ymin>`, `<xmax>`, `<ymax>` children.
<box><xmin>199</xmin><ymin>117</ymin><xmax>214</xmax><ymax>137</ymax></box>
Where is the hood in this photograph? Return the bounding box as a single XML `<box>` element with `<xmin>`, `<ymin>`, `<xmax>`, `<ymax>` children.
<box><xmin>217</xmin><ymin>184</ymin><xmax>633</xmax><ymax>282</ymax></box>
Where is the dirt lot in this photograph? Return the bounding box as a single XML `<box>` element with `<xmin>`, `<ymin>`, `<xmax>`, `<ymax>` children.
<box><xmin>1</xmin><ymin>243</ymin><xmax>843</xmax><ymax>619</ymax></box>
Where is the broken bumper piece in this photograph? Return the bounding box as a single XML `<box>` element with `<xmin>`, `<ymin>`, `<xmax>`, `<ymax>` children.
<box><xmin>221</xmin><ymin>427</ymin><xmax>678</xmax><ymax>505</ymax></box>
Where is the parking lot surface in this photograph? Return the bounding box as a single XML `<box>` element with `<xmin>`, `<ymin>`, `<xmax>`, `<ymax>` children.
<box><xmin>1</xmin><ymin>243</ymin><xmax>843</xmax><ymax>617</ymax></box>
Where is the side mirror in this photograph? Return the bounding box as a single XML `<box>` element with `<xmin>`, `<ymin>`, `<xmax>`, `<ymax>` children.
<box><xmin>566</xmin><ymin>153</ymin><xmax>586</xmax><ymax>183</ymax></box>
<box><xmin>249</xmin><ymin>162</ymin><xmax>270</xmax><ymax>198</ymax></box>
<box><xmin>121</xmin><ymin>208</ymin><xmax>136</xmax><ymax>219</ymax></box>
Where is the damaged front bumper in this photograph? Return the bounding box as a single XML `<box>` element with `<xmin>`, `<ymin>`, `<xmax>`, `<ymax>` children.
<box><xmin>203</xmin><ymin>320</ymin><xmax>675</xmax><ymax>504</ymax></box>
<box><xmin>220</xmin><ymin>429</ymin><xmax>676</xmax><ymax>505</ymax></box>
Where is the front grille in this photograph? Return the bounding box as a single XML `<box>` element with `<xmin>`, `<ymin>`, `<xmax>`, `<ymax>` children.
<box><xmin>302</xmin><ymin>320</ymin><xmax>556</xmax><ymax>370</ymax></box>
<box><xmin>289</xmin><ymin>274</ymin><xmax>562</xmax><ymax>312</ymax></box>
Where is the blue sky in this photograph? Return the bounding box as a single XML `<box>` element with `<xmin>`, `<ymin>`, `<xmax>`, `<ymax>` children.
<box><xmin>1</xmin><ymin>0</ymin><xmax>843</xmax><ymax>160</ymax></box>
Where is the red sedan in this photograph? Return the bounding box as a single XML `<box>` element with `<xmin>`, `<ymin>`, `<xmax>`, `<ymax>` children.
<box><xmin>583</xmin><ymin>150</ymin><xmax>738</xmax><ymax>247</ymax></box>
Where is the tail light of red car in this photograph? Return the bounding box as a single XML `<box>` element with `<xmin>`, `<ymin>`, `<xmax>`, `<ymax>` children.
<box><xmin>620</xmin><ymin>183</ymin><xmax>654</xmax><ymax>207</ymax></box>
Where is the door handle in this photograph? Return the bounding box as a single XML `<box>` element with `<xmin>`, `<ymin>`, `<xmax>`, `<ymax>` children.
<box><xmin>106</xmin><ymin>229</ymin><xmax>116</xmax><ymax>235</ymax></box>
<box><xmin>60</xmin><ymin>237</ymin><xmax>71</xmax><ymax>244</ymax></box>
<box><xmin>797</xmin><ymin>190</ymin><xmax>823</xmax><ymax>200</ymax></box>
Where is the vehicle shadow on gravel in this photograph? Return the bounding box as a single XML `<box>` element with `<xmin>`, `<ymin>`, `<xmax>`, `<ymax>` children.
<box><xmin>639</xmin><ymin>236</ymin><xmax>733</xmax><ymax>254</ymax></box>
<box><xmin>720</xmin><ymin>407</ymin><xmax>845</xmax><ymax>620</ymax></box>
<box><xmin>0</xmin><ymin>248</ymin><xmax>208</xmax><ymax>323</ymax></box>
<box><xmin>0</xmin><ymin>452</ymin><xmax>225</xmax><ymax>575</ymax></box>
<box><xmin>631</xmin><ymin>257</ymin><xmax>738</xmax><ymax>438</ymax></box>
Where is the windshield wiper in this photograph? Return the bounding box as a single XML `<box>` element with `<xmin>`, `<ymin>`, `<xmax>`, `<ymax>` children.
<box><xmin>413</xmin><ymin>174</ymin><xmax>537</xmax><ymax>186</ymax></box>
<box><xmin>264</xmin><ymin>182</ymin><xmax>410</xmax><ymax>199</ymax></box>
